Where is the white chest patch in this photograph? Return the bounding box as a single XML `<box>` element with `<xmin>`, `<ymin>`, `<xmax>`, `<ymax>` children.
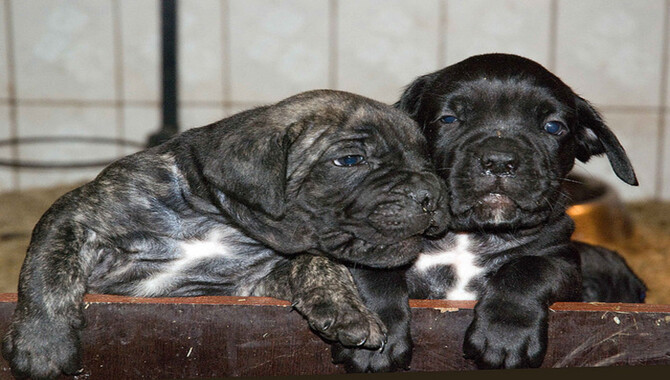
<box><xmin>413</xmin><ymin>234</ymin><xmax>484</xmax><ymax>300</ymax></box>
<box><xmin>136</xmin><ymin>229</ymin><xmax>234</xmax><ymax>296</ymax></box>
<box><xmin>179</xmin><ymin>231</ymin><xmax>232</xmax><ymax>260</ymax></box>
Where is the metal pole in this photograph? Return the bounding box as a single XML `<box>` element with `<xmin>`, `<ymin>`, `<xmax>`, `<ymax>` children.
<box><xmin>148</xmin><ymin>0</ymin><xmax>179</xmax><ymax>147</ymax></box>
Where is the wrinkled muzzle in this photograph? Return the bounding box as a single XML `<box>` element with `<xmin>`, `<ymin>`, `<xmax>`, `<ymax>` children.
<box><xmin>349</xmin><ymin>170</ymin><xmax>449</xmax><ymax>244</ymax></box>
<box><xmin>315</xmin><ymin>169</ymin><xmax>450</xmax><ymax>269</ymax></box>
<box><xmin>449</xmin><ymin>135</ymin><xmax>558</xmax><ymax>231</ymax></box>
<box><xmin>318</xmin><ymin>166</ymin><xmax>450</xmax><ymax>268</ymax></box>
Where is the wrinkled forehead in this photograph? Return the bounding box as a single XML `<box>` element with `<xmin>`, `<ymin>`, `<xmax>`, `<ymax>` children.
<box><xmin>429</xmin><ymin>75</ymin><xmax>576</xmax><ymax>118</ymax></box>
<box><xmin>347</xmin><ymin>105</ymin><xmax>426</xmax><ymax>149</ymax></box>
<box><xmin>287</xmin><ymin>104</ymin><xmax>428</xmax><ymax>171</ymax></box>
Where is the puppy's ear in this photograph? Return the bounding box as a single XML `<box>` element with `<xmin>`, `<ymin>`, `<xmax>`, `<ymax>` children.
<box><xmin>573</xmin><ymin>96</ymin><xmax>638</xmax><ymax>186</ymax></box>
<box><xmin>394</xmin><ymin>73</ymin><xmax>437</xmax><ymax>119</ymax></box>
<box><xmin>201</xmin><ymin>114</ymin><xmax>294</xmax><ymax>219</ymax></box>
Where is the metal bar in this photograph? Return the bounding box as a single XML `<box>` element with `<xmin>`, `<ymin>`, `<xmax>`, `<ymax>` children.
<box><xmin>148</xmin><ymin>0</ymin><xmax>179</xmax><ymax>147</ymax></box>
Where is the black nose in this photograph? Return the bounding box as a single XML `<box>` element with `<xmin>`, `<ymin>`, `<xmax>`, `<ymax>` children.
<box><xmin>398</xmin><ymin>170</ymin><xmax>445</xmax><ymax>214</ymax></box>
<box><xmin>405</xmin><ymin>176</ymin><xmax>449</xmax><ymax>237</ymax></box>
<box><xmin>480</xmin><ymin>150</ymin><xmax>518</xmax><ymax>176</ymax></box>
<box><xmin>408</xmin><ymin>188</ymin><xmax>435</xmax><ymax>212</ymax></box>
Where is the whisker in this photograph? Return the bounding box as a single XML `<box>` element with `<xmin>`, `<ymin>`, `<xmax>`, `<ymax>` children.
<box><xmin>555</xmin><ymin>176</ymin><xmax>585</xmax><ymax>185</ymax></box>
<box><xmin>547</xmin><ymin>197</ymin><xmax>557</xmax><ymax>213</ymax></box>
<box><xmin>555</xmin><ymin>190</ymin><xmax>575</xmax><ymax>203</ymax></box>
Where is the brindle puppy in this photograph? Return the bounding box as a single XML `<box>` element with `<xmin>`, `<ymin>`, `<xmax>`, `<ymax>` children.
<box><xmin>2</xmin><ymin>90</ymin><xmax>449</xmax><ymax>378</ymax></box>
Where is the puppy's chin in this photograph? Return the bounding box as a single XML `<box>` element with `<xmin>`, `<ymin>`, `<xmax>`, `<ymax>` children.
<box><xmin>451</xmin><ymin>194</ymin><xmax>549</xmax><ymax>232</ymax></box>
<box><xmin>364</xmin><ymin>210</ymin><xmax>447</xmax><ymax>243</ymax></box>
<box><xmin>475</xmin><ymin>193</ymin><xmax>517</xmax><ymax>222</ymax></box>
<box><xmin>316</xmin><ymin>229</ymin><xmax>424</xmax><ymax>268</ymax></box>
<box><xmin>367</xmin><ymin>216</ymin><xmax>426</xmax><ymax>239</ymax></box>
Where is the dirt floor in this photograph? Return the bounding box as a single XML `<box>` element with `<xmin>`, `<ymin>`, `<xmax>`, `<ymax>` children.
<box><xmin>1</xmin><ymin>183</ymin><xmax>669</xmax><ymax>304</ymax></box>
<box><xmin>605</xmin><ymin>201</ymin><xmax>670</xmax><ymax>304</ymax></box>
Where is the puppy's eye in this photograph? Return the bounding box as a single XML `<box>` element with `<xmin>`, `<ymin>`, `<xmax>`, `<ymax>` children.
<box><xmin>439</xmin><ymin>115</ymin><xmax>458</xmax><ymax>124</ymax></box>
<box><xmin>543</xmin><ymin>121</ymin><xmax>567</xmax><ymax>136</ymax></box>
<box><xmin>333</xmin><ymin>155</ymin><xmax>366</xmax><ymax>167</ymax></box>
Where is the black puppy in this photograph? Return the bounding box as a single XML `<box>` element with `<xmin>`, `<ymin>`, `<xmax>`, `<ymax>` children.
<box><xmin>396</xmin><ymin>53</ymin><xmax>639</xmax><ymax>368</ymax></box>
<box><xmin>577</xmin><ymin>241</ymin><xmax>646</xmax><ymax>303</ymax></box>
<box><xmin>2</xmin><ymin>90</ymin><xmax>449</xmax><ymax>378</ymax></box>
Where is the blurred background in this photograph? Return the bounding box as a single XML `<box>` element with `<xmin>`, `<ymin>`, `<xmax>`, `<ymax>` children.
<box><xmin>0</xmin><ymin>0</ymin><xmax>668</xmax><ymax>199</ymax></box>
<box><xmin>0</xmin><ymin>0</ymin><xmax>668</xmax><ymax>302</ymax></box>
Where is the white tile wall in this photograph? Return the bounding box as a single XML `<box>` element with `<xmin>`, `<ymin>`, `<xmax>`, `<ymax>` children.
<box><xmin>12</xmin><ymin>0</ymin><xmax>116</xmax><ymax>101</ymax></box>
<box><xmin>444</xmin><ymin>0</ymin><xmax>553</xmax><ymax>67</ymax></box>
<box><xmin>666</xmin><ymin>3</ymin><xmax>670</xmax><ymax>111</ymax></box>
<box><xmin>16</xmin><ymin>105</ymin><xmax>117</xmax><ymax>188</ymax></box>
<box><xmin>120</xmin><ymin>0</ymin><xmax>160</xmax><ymax>103</ymax></box>
<box><xmin>223</xmin><ymin>103</ymin><xmax>263</xmax><ymax>118</ymax></box>
<box><xmin>180</xmin><ymin>105</ymin><xmax>227</xmax><ymax>131</ymax></box>
<box><xmin>122</xmin><ymin>105</ymin><xmax>160</xmax><ymax>155</ymax></box>
<box><xmin>1</xmin><ymin>0</ymin><xmax>669</xmax><ymax>201</ymax></box>
<box><xmin>0</xmin><ymin>0</ymin><xmax>9</xmax><ymax>100</ymax></box>
<box><xmin>555</xmin><ymin>0</ymin><xmax>665</xmax><ymax>107</ymax></box>
<box><xmin>338</xmin><ymin>0</ymin><xmax>440</xmax><ymax>103</ymax></box>
<box><xmin>229</xmin><ymin>0</ymin><xmax>329</xmax><ymax>103</ymax></box>
<box><xmin>124</xmin><ymin>104</ymin><xmax>253</xmax><ymax>152</ymax></box>
<box><xmin>179</xmin><ymin>0</ymin><xmax>225</xmax><ymax>103</ymax></box>
<box><xmin>573</xmin><ymin>111</ymin><xmax>660</xmax><ymax>201</ymax></box>
<box><xmin>0</xmin><ymin>105</ymin><xmax>9</xmax><ymax>140</ymax></box>
<box><xmin>0</xmin><ymin>104</ymin><xmax>14</xmax><ymax>191</ymax></box>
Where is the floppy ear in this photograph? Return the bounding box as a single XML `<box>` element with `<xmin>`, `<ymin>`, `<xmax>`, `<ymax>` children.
<box><xmin>394</xmin><ymin>73</ymin><xmax>438</xmax><ymax>119</ymax></box>
<box><xmin>573</xmin><ymin>96</ymin><xmax>638</xmax><ymax>186</ymax></box>
<box><xmin>200</xmin><ymin>112</ymin><xmax>292</xmax><ymax>219</ymax></box>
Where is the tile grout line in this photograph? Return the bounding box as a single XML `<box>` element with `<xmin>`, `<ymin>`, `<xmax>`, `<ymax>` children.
<box><xmin>547</xmin><ymin>0</ymin><xmax>558</xmax><ymax>71</ymax></box>
<box><xmin>328</xmin><ymin>0</ymin><xmax>338</xmax><ymax>89</ymax></box>
<box><xmin>655</xmin><ymin>0</ymin><xmax>670</xmax><ymax>200</ymax></box>
<box><xmin>221</xmin><ymin>0</ymin><xmax>231</xmax><ymax>111</ymax></box>
<box><xmin>3</xmin><ymin>0</ymin><xmax>19</xmax><ymax>189</ymax></box>
<box><xmin>438</xmin><ymin>0</ymin><xmax>447</xmax><ymax>67</ymax></box>
<box><xmin>112</xmin><ymin>0</ymin><xmax>126</xmax><ymax>156</ymax></box>
<box><xmin>1</xmin><ymin>98</ymin><xmax>665</xmax><ymax>115</ymax></box>
<box><xmin>0</xmin><ymin>98</ymin><xmax>266</xmax><ymax>109</ymax></box>
<box><xmin>597</xmin><ymin>105</ymin><xmax>665</xmax><ymax>113</ymax></box>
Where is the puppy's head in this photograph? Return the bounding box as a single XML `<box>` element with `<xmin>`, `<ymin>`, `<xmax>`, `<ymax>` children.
<box><xmin>197</xmin><ymin>90</ymin><xmax>449</xmax><ymax>268</ymax></box>
<box><xmin>396</xmin><ymin>53</ymin><xmax>637</xmax><ymax>232</ymax></box>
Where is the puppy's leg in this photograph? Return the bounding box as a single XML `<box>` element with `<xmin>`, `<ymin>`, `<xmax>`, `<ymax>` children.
<box><xmin>256</xmin><ymin>255</ymin><xmax>387</xmax><ymax>350</ymax></box>
<box><xmin>2</xmin><ymin>218</ymin><xmax>96</xmax><ymax>380</ymax></box>
<box><xmin>463</xmin><ymin>250</ymin><xmax>580</xmax><ymax>369</ymax></box>
<box><xmin>331</xmin><ymin>267</ymin><xmax>412</xmax><ymax>372</ymax></box>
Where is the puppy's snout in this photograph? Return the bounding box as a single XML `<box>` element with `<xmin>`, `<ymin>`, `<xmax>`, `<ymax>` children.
<box><xmin>480</xmin><ymin>150</ymin><xmax>518</xmax><ymax>176</ymax></box>
<box><xmin>476</xmin><ymin>137</ymin><xmax>520</xmax><ymax>176</ymax></box>
<box><xmin>405</xmin><ymin>174</ymin><xmax>444</xmax><ymax>213</ymax></box>
<box><xmin>410</xmin><ymin>189</ymin><xmax>434</xmax><ymax>212</ymax></box>
<box><xmin>406</xmin><ymin>173</ymin><xmax>449</xmax><ymax>236</ymax></box>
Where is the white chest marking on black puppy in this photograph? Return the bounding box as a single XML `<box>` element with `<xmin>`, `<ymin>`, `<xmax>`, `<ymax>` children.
<box><xmin>414</xmin><ymin>234</ymin><xmax>484</xmax><ymax>300</ymax></box>
<box><xmin>136</xmin><ymin>229</ymin><xmax>234</xmax><ymax>296</ymax></box>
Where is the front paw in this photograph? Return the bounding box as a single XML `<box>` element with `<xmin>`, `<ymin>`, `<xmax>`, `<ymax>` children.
<box><xmin>331</xmin><ymin>327</ymin><xmax>412</xmax><ymax>372</ymax></box>
<box><xmin>463</xmin><ymin>301</ymin><xmax>548</xmax><ymax>369</ymax></box>
<box><xmin>293</xmin><ymin>289</ymin><xmax>387</xmax><ymax>349</ymax></box>
<box><xmin>2</xmin><ymin>316</ymin><xmax>83</xmax><ymax>380</ymax></box>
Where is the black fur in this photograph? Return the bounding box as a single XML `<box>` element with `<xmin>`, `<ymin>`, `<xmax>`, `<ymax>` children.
<box><xmin>2</xmin><ymin>90</ymin><xmax>449</xmax><ymax>378</ymax></box>
<box><xmin>396</xmin><ymin>54</ymin><xmax>641</xmax><ymax>369</ymax></box>
<box><xmin>331</xmin><ymin>267</ymin><xmax>413</xmax><ymax>372</ymax></box>
<box><xmin>577</xmin><ymin>241</ymin><xmax>646</xmax><ymax>303</ymax></box>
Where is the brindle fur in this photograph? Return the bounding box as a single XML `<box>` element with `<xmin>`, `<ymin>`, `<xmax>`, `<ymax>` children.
<box><xmin>2</xmin><ymin>90</ymin><xmax>449</xmax><ymax>378</ymax></box>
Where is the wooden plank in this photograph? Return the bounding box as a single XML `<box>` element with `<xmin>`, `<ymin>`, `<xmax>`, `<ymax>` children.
<box><xmin>1</xmin><ymin>294</ymin><xmax>669</xmax><ymax>378</ymax></box>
